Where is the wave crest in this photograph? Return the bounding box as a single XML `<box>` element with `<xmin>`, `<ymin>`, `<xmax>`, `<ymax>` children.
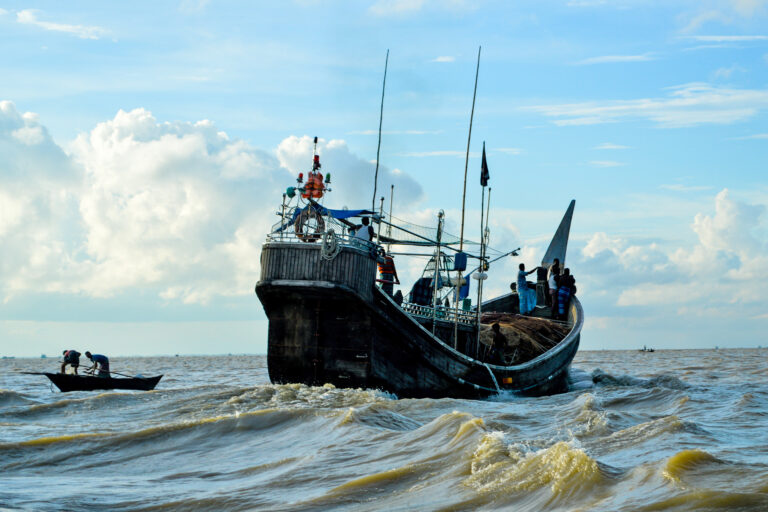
<box><xmin>466</xmin><ymin>439</ymin><xmax>603</xmax><ymax>497</ymax></box>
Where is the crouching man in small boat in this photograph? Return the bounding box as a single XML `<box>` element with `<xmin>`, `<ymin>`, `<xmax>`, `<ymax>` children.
<box><xmin>60</xmin><ymin>349</ymin><xmax>81</xmax><ymax>375</ymax></box>
<box><xmin>85</xmin><ymin>351</ymin><xmax>110</xmax><ymax>378</ymax></box>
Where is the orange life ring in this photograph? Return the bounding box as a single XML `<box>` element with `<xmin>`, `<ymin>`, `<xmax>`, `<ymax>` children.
<box><xmin>294</xmin><ymin>207</ymin><xmax>325</xmax><ymax>243</ymax></box>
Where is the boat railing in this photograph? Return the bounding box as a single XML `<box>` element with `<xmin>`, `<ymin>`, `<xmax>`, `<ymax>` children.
<box><xmin>266</xmin><ymin>228</ymin><xmax>378</xmax><ymax>253</ymax></box>
<box><xmin>401</xmin><ymin>301</ymin><xmax>476</xmax><ymax>326</ymax></box>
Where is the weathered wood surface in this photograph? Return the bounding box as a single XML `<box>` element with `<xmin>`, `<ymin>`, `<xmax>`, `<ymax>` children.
<box><xmin>260</xmin><ymin>242</ymin><xmax>377</xmax><ymax>301</ymax></box>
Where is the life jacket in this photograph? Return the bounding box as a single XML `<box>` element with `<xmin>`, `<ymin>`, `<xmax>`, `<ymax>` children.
<box><xmin>301</xmin><ymin>172</ymin><xmax>325</xmax><ymax>199</ymax></box>
<box><xmin>378</xmin><ymin>256</ymin><xmax>396</xmax><ymax>275</ymax></box>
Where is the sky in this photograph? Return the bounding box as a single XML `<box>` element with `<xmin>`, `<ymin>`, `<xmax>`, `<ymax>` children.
<box><xmin>1</xmin><ymin>0</ymin><xmax>767</xmax><ymax>357</ymax></box>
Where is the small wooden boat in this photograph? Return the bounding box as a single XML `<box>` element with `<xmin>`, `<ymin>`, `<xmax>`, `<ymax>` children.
<box><xmin>40</xmin><ymin>373</ymin><xmax>163</xmax><ymax>392</ymax></box>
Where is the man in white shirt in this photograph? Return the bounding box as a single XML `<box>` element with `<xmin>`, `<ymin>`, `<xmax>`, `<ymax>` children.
<box><xmin>354</xmin><ymin>217</ymin><xmax>374</xmax><ymax>242</ymax></box>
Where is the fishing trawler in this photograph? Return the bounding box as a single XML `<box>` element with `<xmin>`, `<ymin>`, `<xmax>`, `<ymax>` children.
<box><xmin>255</xmin><ymin>139</ymin><xmax>582</xmax><ymax>399</ymax></box>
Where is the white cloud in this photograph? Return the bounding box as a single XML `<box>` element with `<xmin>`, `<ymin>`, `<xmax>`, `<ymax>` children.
<box><xmin>527</xmin><ymin>83</ymin><xmax>768</xmax><ymax>128</ymax></box>
<box><xmin>713</xmin><ymin>64</ymin><xmax>746</xmax><ymax>79</ymax></box>
<box><xmin>581</xmin><ymin>189</ymin><xmax>768</xmax><ymax>314</ymax></box>
<box><xmin>0</xmin><ymin>8</ymin><xmax>7</xmax><ymax>16</ymax></box>
<box><xmin>0</xmin><ymin>107</ymin><xmax>422</xmax><ymax>305</ymax></box>
<box><xmin>680</xmin><ymin>0</ymin><xmax>768</xmax><ymax>32</ymax></box>
<box><xmin>432</xmin><ymin>56</ymin><xmax>455</xmax><ymax>63</ymax></box>
<box><xmin>576</xmin><ymin>54</ymin><xmax>654</xmax><ymax>65</ymax></box>
<box><xmin>594</xmin><ymin>143</ymin><xmax>629</xmax><ymax>150</ymax></box>
<box><xmin>275</xmin><ymin>135</ymin><xmax>423</xmax><ymax>209</ymax></box>
<box><xmin>734</xmin><ymin>133</ymin><xmax>768</xmax><ymax>139</ymax></box>
<box><xmin>590</xmin><ymin>160</ymin><xmax>625</xmax><ymax>167</ymax></box>
<box><xmin>494</xmin><ymin>148</ymin><xmax>522</xmax><ymax>155</ymax></box>
<box><xmin>16</xmin><ymin>9</ymin><xmax>107</xmax><ymax>40</ymax></box>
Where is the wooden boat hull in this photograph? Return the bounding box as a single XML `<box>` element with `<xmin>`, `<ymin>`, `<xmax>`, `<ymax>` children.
<box><xmin>43</xmin><ymin>373</ymin><xmax>163</xmax><ymax>392</ymax></box>
<box><xmin>256</xmin><ymin>242</ymin><xmax>582</xmax><ymax>399</ymax></box>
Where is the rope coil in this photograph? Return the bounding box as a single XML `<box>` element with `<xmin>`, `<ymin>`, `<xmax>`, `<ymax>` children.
<box><xmin>320</xmin><ymin>229</ymin><xmax>342</xmax><ymax>260</ymax></box>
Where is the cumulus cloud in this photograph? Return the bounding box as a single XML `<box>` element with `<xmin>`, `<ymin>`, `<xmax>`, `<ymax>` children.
<box><xmin>0</xmin><ymin>107</ymin><xmax>423</xmax><ymax>306</ymax></box>
<box><xmin>579</xmin><ymin>189</ymin><xmax>768</xmax><ymax>312</ymax></box>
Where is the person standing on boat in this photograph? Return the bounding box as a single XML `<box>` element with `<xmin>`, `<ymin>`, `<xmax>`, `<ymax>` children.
<box><xmin>85</xmin><ymin>351</ymin><xmax>110</xmax><ymax>378</ymax></box>
<box><xmin>353</xmin><ymin>216</ymin><xmax>375</xmax><ymax>242</ymax></box>
<box><xmin>557</xmin><ymin>268</ymin><xmax>576</xmax><ymax>320</ymax></box>
<box><xmin>546</xmin><ymin>258</ymin><xmax>561</xmax><ymax>307</ymax></box>
<box><xmin>517</xmin><ymin>263</ymin><xmax>538</xmax><ymax>315</ymax></box>
<box><xmin>377</xmin><ymin>253</ymin><xmax>400</xmax><ymax>296</ymax></box>
<box><xmin>60</xmin><ymin>350</ymin><xmax>81</xmax><ymax>375</ymax></box>
<box><xmin>548</xmin><ymin>267</ymin><xmax>561</xmax><ymax>319</ymax></box>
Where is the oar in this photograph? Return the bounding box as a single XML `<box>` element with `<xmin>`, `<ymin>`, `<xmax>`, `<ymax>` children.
<box><xmin>84</xmin><ymin>369</ymin><xmax>147</xmax><ymax>379</ymax></box>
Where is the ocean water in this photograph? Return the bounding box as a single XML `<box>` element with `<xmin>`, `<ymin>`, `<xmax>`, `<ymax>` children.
<box><xmin>1</xmin><ymin>349</ymin><xmax>767</xmax><ymax>511</ymax></box>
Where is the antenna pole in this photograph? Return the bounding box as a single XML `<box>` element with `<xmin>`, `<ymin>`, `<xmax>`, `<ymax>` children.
<box><xmin>377</xmin><ymin>196</ymin><xmax>385</xmax><ymax>242</ymax></box>
<box><xmin>454</xmin><ymin>45</ymin><xmax>481</xmax><ymax>349</ymax></box>
<box><xmin>372</xmin><ymin>49</ymin><xmax>389</xmax><ymax>211</ymax></box>
<box><xmin>387</xmin><ymin>185</ymin><xmax>394</xmax><ymax>253</ymax></box>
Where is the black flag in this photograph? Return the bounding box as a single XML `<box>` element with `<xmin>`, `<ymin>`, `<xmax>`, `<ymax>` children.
<box><xmin>480</xmin><ymin>141</ymin><xmax>489</xmax><ymax>187</ymax></box>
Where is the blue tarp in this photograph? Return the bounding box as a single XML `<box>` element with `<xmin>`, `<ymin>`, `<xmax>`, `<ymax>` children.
<box><xmin>275</xmin><ymin>206</ymin><xmax>376</xmax><ymax>233</ymax></box>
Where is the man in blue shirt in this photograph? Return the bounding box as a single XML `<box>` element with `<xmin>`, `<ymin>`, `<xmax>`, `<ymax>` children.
<box><xmin>85</xmin><ymin>351</ymin><xmax>110</xmax><ymax>378</ymax></box>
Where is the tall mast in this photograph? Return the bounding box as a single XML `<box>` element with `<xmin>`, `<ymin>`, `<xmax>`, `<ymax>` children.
<box><xmin>454</xmin><ymin>46</ymin><xmax>481</xmax><ymax>348</ymax></box>
<box><xmin>372</xmin><ymin>49</ymin><xmax>389</xmax><ymax>211</ymax></box>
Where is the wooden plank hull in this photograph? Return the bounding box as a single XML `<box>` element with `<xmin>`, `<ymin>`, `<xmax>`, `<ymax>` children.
<box><xmin>256</xmin><ymin>243</ymin><xmax>582</xmax><ymax>399</ymax></box>
<box><xmin>43</xmin><ymin>373</ymin><xmax>163</xmax><ymax>392</ymax></box>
